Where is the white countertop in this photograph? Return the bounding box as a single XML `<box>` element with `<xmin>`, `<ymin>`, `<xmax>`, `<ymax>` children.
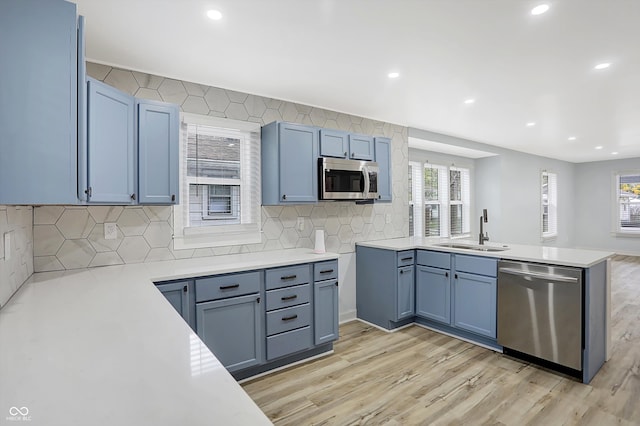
<box><xmin>357</xmin><ymin>237</ymin><xmax>614</xmax><ymax>268</ymax></box>
<box><xmin>0</xmin><ymin>248</ymin><xmax>338</xmax><ymax>426</ymax></box>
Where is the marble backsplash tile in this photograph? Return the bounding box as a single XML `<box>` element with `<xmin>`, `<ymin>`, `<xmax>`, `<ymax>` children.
<box><xmin>0</xmin><ymin>205</ymin><xmax>34</xmax><ymax>308</ymax></box>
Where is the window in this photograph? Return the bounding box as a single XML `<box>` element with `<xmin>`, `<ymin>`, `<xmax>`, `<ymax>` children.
<box><xmin>614</xmin><ymin>172</ymin><xmax>640</xmax><ymax>234</ymax></box>
<box><xmin>409</xmin><ymin>161</ymin><xmax>471</xmax><ymax>238</ymax></box>
<box><xmin>541</xmin><ymin>171</ymin><xmax>557</xmax><ymax>239</ymax></box>
<box><xmin>173</xmin><ymin>114</ymin><xmax>261</xmax><ymax>249</ymax></box>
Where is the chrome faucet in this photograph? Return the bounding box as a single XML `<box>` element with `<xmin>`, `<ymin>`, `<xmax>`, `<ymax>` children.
<box><xmin>479</xmin><ymin>209</ymin><xmax>489</xmax><ymax>245</ymax></box>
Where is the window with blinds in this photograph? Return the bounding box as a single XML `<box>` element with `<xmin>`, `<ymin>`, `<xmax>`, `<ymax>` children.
<box><xmin>173</xmin><ymin>113</ymin><xmax>261</xmax><ymax>249</ymax></box>
<box><xmin>615</xmin><ymin>171</ymin><xmax>640</xmax><ymax>234</ymax></box>
<box><xmin>408</xmin><ymin>161</ymin><xmax>470</xmax><ymax>238</ymax></box>
<box><xmin>541</xmin><ymin>171</ymin><xmax>558</xmax><ymax>239</ymax></box>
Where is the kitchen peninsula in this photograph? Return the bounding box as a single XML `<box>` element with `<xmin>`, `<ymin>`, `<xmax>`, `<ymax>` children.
<box><xmin>356</xmin><ymin>237</ymin><xmax>613</xmax><ymax>384</ymax></box>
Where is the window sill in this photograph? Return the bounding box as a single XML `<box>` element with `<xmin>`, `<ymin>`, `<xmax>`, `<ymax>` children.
<box><xmin>610</xmin><ymin>230</ymin><xmax>640</xmax><ymax>238</ymax></box>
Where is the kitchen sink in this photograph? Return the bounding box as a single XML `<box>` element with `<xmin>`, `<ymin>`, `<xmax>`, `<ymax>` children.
<box><xmin>432</xmin><ymin>242</ymin><xmax>509</xmax><ymax>252</ymax></box>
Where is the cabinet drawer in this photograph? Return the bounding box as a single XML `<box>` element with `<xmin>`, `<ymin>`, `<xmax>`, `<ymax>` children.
<box><xmin>266</xmin><ymin>326</ymin><xmax>312</xmax><ymax>360</ymax></box>
<box><xmin>454</xmin><ymin>255</ymin><xmax>498</xmax><ymax>277</ymax></box>
<box><xmin>417</xmin><ymin>250</ymin><xmax>451</xmax><ymax>269</ymax></box>
<box><xmin>266</xmin><ymin>284</ymin><xmax>311</xmax><ymax>311</ymax></box>
<box><xmin>266</xmin><ymin>303</ymin><xmax>311</xmax><ymax>336</ymax></box>
<box><xmin>397</xmin><ymin>250</ymin><xmax>415</xmax><ymax>267</ymax></box>
<box><xmin>314</xmin><ymin>260</ymin><xmax>338</xmax><ymax>281</ymax></box>
<box><xmin>266</xmin><ymin>264</ymin><xmax>311</xmax><ymax>290</ymax></box>
<box><xmin>195</xmin><ymin>271</ymin><xmax>261</xmax><ymax>302</ymax></box>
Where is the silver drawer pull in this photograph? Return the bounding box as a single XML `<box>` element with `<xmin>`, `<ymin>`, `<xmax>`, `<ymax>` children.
<box><xmin>219</xmin><ymin>284</ymin><xmax>240</xmax><ymax>290</ymax></box>
<box><xmin>282</xmin><ymin>314</ymin><xmax>298</xmax><ymax>321</ymax></box>
<box><xmin>320</xmin><ymin>269</ymin><xmax>334</xmax><ymax>274</ymax></box>
<box><xmin>281</xmin><ymin>274</ymin><xmax>297</xmax><ymax>280</ymax></box>
<box><xmin>281</xmin><ymin>295</ymin><xmax>298</xmax><ymax>301</ymax></box>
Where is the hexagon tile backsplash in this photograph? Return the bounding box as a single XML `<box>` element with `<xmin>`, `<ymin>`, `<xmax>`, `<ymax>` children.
<box><xmin>0</xmin><ymin>205</ymin><xmax>34</xmax><ymax>307</ymax></box>
<box><xmin>31</xmin><ymin>63</ymin><xmax>409</xmax><ymax>272</ymax></box>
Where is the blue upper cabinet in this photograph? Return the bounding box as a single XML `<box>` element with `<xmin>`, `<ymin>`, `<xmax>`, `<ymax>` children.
<box><xmin>85</xmin><ymin>78</ymin><xmax>136</xmax><ymax>204</ymax></box>
<box><xmin>137</xmin><ymin>100</ymin><xmax>179</xmax><ymax>204</ymax></box>
<box><xmin>262</xmin><ymin>122</ymin><xmax>318</xmax><ymax>205</ymax></box>
<box><xmin>348</xmin><ymin>134</ymin><xmax>374</xmax><ymax>161</ymax></box>
<box><xmin>81</xmin><ymin>80</ymin><xmax>180</xmax><ymax>205</ymax></box>
<box><xmin>0</xmin><ymin>0</ymin><xmax>81</xmax><ymax>204</ymax></box>
<box><xmin>374</xmin><ymin>137</ymin><xmax>392</xmax><ymax>201</ymax></box>
<box><xmin>319</xmin><ymin>129</ymin><xmax>349</xmax><ymax>158</ymax></box>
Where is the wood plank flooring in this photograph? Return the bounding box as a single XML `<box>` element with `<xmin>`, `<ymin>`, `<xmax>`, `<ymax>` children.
<box><xmin>242</xmin><ymin>256</ymin><xmax>640</xmax><ymax>425</ymax></box>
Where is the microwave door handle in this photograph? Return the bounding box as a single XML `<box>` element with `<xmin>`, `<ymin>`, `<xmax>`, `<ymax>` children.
<box><xmin>363</xmin><ymin>166</ymin><xmax>370</xmax><ymax>196</ymax></box>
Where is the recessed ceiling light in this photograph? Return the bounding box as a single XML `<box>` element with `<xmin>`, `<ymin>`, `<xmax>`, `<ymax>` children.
<box><xmin>388</xmin><ymin>72</ymin><xmax>400</xmax><ymax>79</ymax></box>
<box><xmin>526</xmin><ymin>122</ymin><xmax>536</xmax><ymax>127</ymax></box>
<box><xmin>531</xmin><ymin>4</ymin><xmax>550</xmax><ymax>15</ymax></box>
<box><xmin>611</xmin><ymin>151</ymin><xmax>619</xmax><ymax>155</ymax></box>
<box><xmin>206</xmin><ymin>9</ymin><xmax>223</xmax><ymax>20</ymax></box>
<box><xmin>464</xmin><ymin>99</ymin><xmax>475</xmax><ymax>104</ymax></box>
<box><xmin>568</xmin><ymin>136</ymin><xmax>577</xmax><ymax>141</ymax></box>
<box><xmin>595</xmin><ymin>146</ymin><xmax>603</xmax><ymax>150</ymax></box>
<box><xmin>594</xmin><ymin>63</ymin><xmax>611</xmax><ymax>70</ymax></box>
<box><xmin>228</xmin><ymin>143</ymin><xmax>235</xmax><ymax>147</ymax></box>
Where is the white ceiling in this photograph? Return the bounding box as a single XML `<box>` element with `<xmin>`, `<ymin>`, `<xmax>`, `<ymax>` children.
<box><xmin>72</xmin><ymin>0</ymin><xmax>640</xmax><ymax>163</ymax></box>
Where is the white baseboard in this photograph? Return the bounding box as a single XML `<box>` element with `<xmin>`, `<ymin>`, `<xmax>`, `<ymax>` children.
<box><xmin>339</xmin><ymin>309</ymin><xmax>357</xmax><ymax>324</ymax></box>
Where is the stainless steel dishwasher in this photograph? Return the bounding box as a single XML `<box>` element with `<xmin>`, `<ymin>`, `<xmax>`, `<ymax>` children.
<box><xmin>497</xmin><ymin>260</ymin><xmax>583</xmax><ymax>372</ymax></box>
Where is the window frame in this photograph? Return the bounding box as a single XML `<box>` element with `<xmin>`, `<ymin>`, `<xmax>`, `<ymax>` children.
<box><xmin>612</xmin><ymin>170</ymin><xmax>640</xmax><ymax>237</ymax></box>
<box><xmin>173</xmin><ymin>114</ymin><xmax>261</xmax><ymax>250</ymax></box>
<box><xmin>408</xmin><ymin>161</ymin><xmax>471</xmax><ymax>239</ymax></box>
<box><xmin>541</xmin><ymin>170</ymin><xmax>558</xmax><ymax>241</ymax></box>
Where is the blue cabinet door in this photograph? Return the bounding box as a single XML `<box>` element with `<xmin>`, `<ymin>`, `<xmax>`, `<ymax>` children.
<box><xmin>397</xmin><ymin>266</ymin><xmax>415</xmax><ymax>320</ymax></box>
<box><xmin>416</xmin><ymin>265</ymin><xmax>451</xmax><ymax>324</ymax></box>
<box><xmin>156</xmin><ymin>280</ymin><xmax>195</xmax><ymax>330</ymax></box>
<box><xmin>314</xmin><ymin>279</ymin><xmax>339</xmax><ymax>345</ymax></box>
<box><xmin>137</xmin><ymin>100</ymin><xmax>179</xmax><ymax>204</ymax></box>
<box><xmin>86</xmin><ymin>78</ymin><xmax>136</xmax><ymax>203</ymax></box>
<box><xmin>453</xmin><ymin>272</ymin><xmax>497</xmax><ymax>338</ymax></box>
<box><xmin>348</xmin><ymin>134</ymin><xmax>374</xmax><ymax>161</ymax></box>
<box><xmin>0</xmin><ymin>0</ymin><xmax>78</xmax><ymax>204</ymax></box>
<box><xmin>319</xmin><ymin>129</ymin><xmax>348</xmax><ymax>158</ymax></box>
<box><xmin>374</xmin><ymin>137</ymin><xmax>392</xmax><ymax>201</ymax></box>
<box><xmin>196</xmin><ymin>293</ymin><xmax>263</xmax><ymax>372</ymax></box>
<box><xmin>278</xmin><ymin>123</ymin><xmax>318</xmax><ymax>203</ymax></box>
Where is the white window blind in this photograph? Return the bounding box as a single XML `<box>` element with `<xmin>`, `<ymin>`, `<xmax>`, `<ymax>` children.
<box><xmin>615</xmin><ymin>171</ymin><xmax>640</xmax><ymax>234</ymax></box>
<box><xmin>541</xmin><ymin>171</ymin><xmax>557</xmax><ymax>239</ymax></box>
<box><xmin>424</xmin><ymin>164</ymin><xmax>448</xmax><ymax>237</ymax></box>
<box><xmin>409</xmin><ymin>161</ymin><xmax>423</xmax><ymax>236</ymax></box>
<box><xmin>449</xmin><ymin>167</ymin><xmax>470</xmax><ymax>237</ymax></box>
<box><xmin>173</xmin><ymin>114</ymin><xmax>261</xmax><ymax>249</ymax></box>
<box><xmin>408</xmin><ymin>162</ymin><xmax>471</xmax><ymax>239</ymax></box>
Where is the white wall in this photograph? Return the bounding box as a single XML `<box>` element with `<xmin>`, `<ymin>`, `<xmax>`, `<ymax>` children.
<box><xmin>574</xmin><ymin>158</ymin><xmax>640</xmax><ymax>255</ymax></box>
<box><xmin>409</xmin><ymin>128</ymin><xmax>576</xmax><ymax>247</ymax></box>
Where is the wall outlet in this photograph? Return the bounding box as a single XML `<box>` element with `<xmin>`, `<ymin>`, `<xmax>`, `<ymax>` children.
<box><xmin>104</xmin><ymin>223</ymin><xmax>117</xmax><ymax>240</ymax></box>
<box><xmin>385</xmin><ymin>214</ymin><xmax>392</xmax><ymax>224</ymax></box>
<box><xmin>4</xmin><ymin>232</ymin><xmax>11</xmax><ymax>260</ymax></box>
<box><xmin>297</xmin><ymin>217</ymin><xmax>305</xmax><ymax>231</ymax></box>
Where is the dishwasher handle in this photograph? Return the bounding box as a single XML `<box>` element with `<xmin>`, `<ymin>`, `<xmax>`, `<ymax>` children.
<box><xmin>499</xmin><ymin>267</ymin><xmax>579</xmax><ymax>283</ymax></box>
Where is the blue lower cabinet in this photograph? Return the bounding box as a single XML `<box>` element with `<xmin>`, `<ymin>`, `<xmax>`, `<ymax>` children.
<box><xmin>397</xmin><ymin>266</ymin><xmax>415</xmax><ymax>320</ymax></box>
<box><xmin>415</xmin><ymin>265</ymin><xmax>451</xmax><ymax>324</ymax></box>
<box><xmin>453</xmin><ymin>272</ymin><xmax>497</xmax><ymax>338</ymax></box>
<box><xmin>156</xmin><ymin>280</ymin><xmax>195</xmax><ymax>330</ymax></box>
<box><xmin>196</xmin><ymin>293</ymin><xmax>263</xmax><ymax>372</ymax></box>
<box><xmin>314</xmin><ymin>278</ymin><xmax>339</xmax><ymax>345</ymax></box>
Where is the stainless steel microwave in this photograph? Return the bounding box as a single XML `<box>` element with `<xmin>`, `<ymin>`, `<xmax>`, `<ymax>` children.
<box><xmin>318</xmin><ymin>157</ymin><xmax>379</xmax><ymax>200</ymax></box>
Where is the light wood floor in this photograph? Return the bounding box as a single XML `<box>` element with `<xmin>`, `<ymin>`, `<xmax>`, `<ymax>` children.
<box><xmin>242</xmin><ymin>256</ymin><xmax>640</xmax><ymax>425</ymax></box>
